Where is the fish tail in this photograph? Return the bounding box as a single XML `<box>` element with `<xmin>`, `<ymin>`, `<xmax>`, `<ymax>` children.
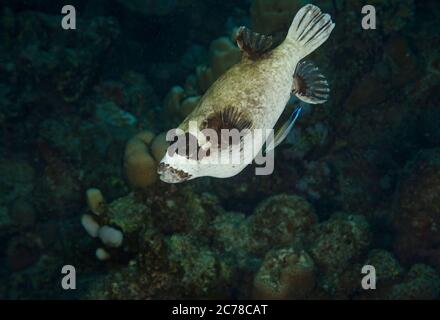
<box><xmin>285</xmin><ymin>4</ymin><xmax>335</xmax><ymax>59</ymax></box>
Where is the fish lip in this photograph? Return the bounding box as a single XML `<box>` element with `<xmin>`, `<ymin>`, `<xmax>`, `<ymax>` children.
<box><xmin>157</xmin><ymin>162</ymin><xmax>192</xmax><ymax>183</ymax></box>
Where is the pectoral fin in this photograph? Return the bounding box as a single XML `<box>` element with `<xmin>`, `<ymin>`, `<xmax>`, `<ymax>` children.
<box><xmin>292</xmin><ymin>60</ymin><xmax>330</xmax><ymax>104</ymax></box>
<box><xmin>236</xmin><ymin>26</ymin><xmax>273</xmax><ymax>60</ymax></box>
<box><xmin>203</xmin><ymin>106</ymin><xmax>253</xmax><ymax>150</ymax></box>
<box><xmin>266</xmin><ymin>105</ymin><xmax>302</xmax><ymax>152</ymax></box>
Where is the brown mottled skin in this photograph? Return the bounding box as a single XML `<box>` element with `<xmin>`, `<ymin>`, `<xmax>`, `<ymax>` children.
<box><xmin>158</xmin><ymin>4</ymin><xmax>335</xmax><ymax>182</ymax></box>
<box><xmin>178</xmin><ymin>40</ymin><xmax>301</xmax><ymax>135</ymax></box>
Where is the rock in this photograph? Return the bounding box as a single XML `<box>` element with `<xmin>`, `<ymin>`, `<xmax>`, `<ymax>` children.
<box><xmin>167</xmin><ymin>234</ymin><xmax>234</xmax><ymax>298</ymax></box>
<box><xmin>393</xmin><ymin>148</ymin><xmax>440</xmax><ymax>268</ymax></box>
<box><xmin>308</xmin><ymin>213</ymin><xmax>371</xmax><ymax>273</ymax></box>
<box><xmin>211</xmin><ymin>211</ymin><xmax>253</xmax><ymax>269</ymax></box>
<box><xmin>386</xmin><ymin>264</ymin><xmax>440</xmax><ymax>300</ymax></box>
<box><xmin>253</xmin><ymin>247</ymin><xmax>315</xmax><ymax>299</ymax></box>
<box><xmin>247</xmin><ymin>194</ymin><xmax>317</xmax><ymax>256</ymax></box>
<box><xmin>365</xmin><ymin>249</ymin><xmax>404</xmax><ymax>284</ymax></box>
<box><xmin>151</xmin><ymin>132</ymin><xmax>169</xmax><ymax>162</ymax></box>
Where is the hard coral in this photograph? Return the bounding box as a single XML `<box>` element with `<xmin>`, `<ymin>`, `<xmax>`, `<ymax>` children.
<box><xmin>86</xmin><ymin>188</ymin><xmax>106</xmax><ymax>216</ymax></box>
<box><xmin>162</xmin><ymin>33</ymin><xmax>240</xmax><ymax>125</ymax></box>
<box><xmin>106</xmin><ymin>193</ymin><xmax>150</xmax><ymax>236</ymax></box>
<box><xmin>123</xmin><ymin>131</ymin><xmax>158</xmax><ymax>189</ymax></box>
<box><xmin>308</xmin><ymin>213</ymin><xmax>371</xmax><ymax>273</ymax></box>
<box><xmin>202</xmin><ymin>37</ymin><xmax>241</xmax><ymax>92</ymax></box>
<box><xmin>247</xmin><ymin>194</ymin><xmax>317</xmax><ymax>256</ymax></box>
<box><xmin>167</xmin><ymin>234</ymin><xmax>234</xmax><ymax>298</ymax></box>
<box><xmin>212</xmin><ymin>211</ymin><xmax>250</xmax><ymax>259</ymax></box>
<box><xmin>196</xmin><ymin>37</ymin><xmax>241</xmax><ymax>93</ymax></box>
<box><xmin>385</xmin><ymin>264</ymin><xmax>440</xmax><ymax>300</ymax></box>
<box><xmin>393</xmin><ymin>148</ymin><xmax>440</xmax><ymax>269</ymax></box>
<box><xmin>163</xmin><ymin>86</ymin><xmax>185</xmax><ymax>117</ymax></box>
<box><xmin>163</xmin><ymin>88</ymin><xmax>201</xmax><ymax>126</ymax></box>
<box><xmin>145</xmin><ymin>185</ymin><xmax>217</xmax><ymax>235</ymax></box>
<box><xmin>253</xmin><ymin>247</ymin><xmax>315</xmax><ymax>299</ymax></box>
<box><xmin>365</xmin><ymin>249</ymin><xmax>404</xmax><ymax>284</ymax></box>
<box><xmin>150</xmin><ymin>132</ymin><xmax>169</xmax><ymax>163</ymax></box>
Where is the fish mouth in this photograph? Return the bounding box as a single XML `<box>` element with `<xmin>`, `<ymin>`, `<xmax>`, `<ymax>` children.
<box><xmin>157</xmin><ymin>162</ymin><xmax>192</xmax><ymax>183</ymax></box>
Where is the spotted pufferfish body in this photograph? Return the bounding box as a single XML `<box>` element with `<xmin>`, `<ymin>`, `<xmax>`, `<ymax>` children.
<box><xmin>159</xmin><ymin>4</ymin><xmax>335</xmax><ymax>183</ymax></box>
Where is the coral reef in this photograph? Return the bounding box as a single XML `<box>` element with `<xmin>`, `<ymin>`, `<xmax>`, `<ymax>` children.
<box><xmin>86</xmin><ymin>188</ymin><xmax>106</xmax><ymax>216</ymax></box>
<box><xmin>1</xmin><ymin>0</ymin><xmax>440</xmax><ymax>300</ymax></box>
<box><xmin>123</xmin><ymin>131</ymin><xmax>158</xmax><ymax>189</ymax></box>
<box><xmin>393</xmin><ymin>149</ymin><xmax>440</xmax><ymax>269</ymax></box>
<box><xmin>246</xmin><ymin>194</ymin><xmax>317</xmax><ymax>256</ymax></box>
<box><xmin>384</xmin><ymin>264</ymin><xmax>440</xmax><ymax>299</ymax></box>
<box><xmin>250</xmin><ymin>0</ymin><xmax>299</xmax><ymax>37</ymax></box>
<box><xmin>305</xmin><ymin>213</ymin><xmax>371</xmax><ymax>298</ymax></box>
<box><xmin>162</xmin><ymin>34</ymin><xmax>240</xmax><ymax>126</ymax></box>
<box><xmin>253</xmin><ymin>248</ymin><xmax>315</xmax><ymax>299</ymax></box>
<box><xmin>194</xmin><ymin>37</ymin><xmax>241</xmax><ymax>93</ymax></box>
<box><xmin>115</xmin><ymin>0</ymin><xmax>189</xmax><ymax>17</ymax></box>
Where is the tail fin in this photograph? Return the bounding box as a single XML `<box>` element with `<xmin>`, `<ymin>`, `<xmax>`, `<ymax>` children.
<box><xmin>285</xmin><ymin>4</ymin><xmax>335</xmax><ymax>58</ymax></box>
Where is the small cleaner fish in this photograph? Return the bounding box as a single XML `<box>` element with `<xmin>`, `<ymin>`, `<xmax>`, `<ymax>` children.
<box><xmin>158</xmin><ymin>4</ymin><xmax>335</xmax><ymax>183</ymax></box>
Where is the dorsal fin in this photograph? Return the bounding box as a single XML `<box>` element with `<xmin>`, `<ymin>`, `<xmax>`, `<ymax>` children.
<box><xmin>236</xmin><ymin>26</ymin><xmax>273</xmax><ymax>60</ymax></box>
<box><xmin>293</xmin><ymin>60</ymin><xmax>330</xmax><ymax>104</ymax></box>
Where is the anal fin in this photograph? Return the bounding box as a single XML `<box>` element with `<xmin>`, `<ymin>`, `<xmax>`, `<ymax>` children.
<box><xmin>266</xmin><ymin>104</ymin><xmax>302</xmax><ymax>152</ymax></box>
<box><xmin>293</xmin><ymin>60</ymin><xmax>330</xmax><ymax>104</ymax></box>
<box><xmin>236</xmin><ymin>26</ymin><xmax>273</xmax><ymax>59</ymax></box>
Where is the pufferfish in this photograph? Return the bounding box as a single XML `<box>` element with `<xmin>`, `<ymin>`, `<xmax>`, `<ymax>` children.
<box><xmin>158</xmin><ymin>4</ymin><xmax>335</xmax><ymax>183</ymax></box>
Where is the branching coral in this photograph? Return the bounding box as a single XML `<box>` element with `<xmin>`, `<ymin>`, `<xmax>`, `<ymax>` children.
<box><xmin>81</xmin><ymin>188</ymin><xmax>132</xmax><ymax>261</ymax></box>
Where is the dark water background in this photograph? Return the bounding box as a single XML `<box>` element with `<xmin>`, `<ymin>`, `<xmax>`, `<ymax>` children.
<box><xmin>0</xmin><ymin>0</ymin><xmax>439</xmax><ymax>299</ymax></box>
